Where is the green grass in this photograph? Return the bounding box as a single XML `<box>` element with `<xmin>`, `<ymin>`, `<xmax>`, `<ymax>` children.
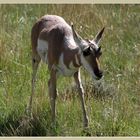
<box><xmin>0</xmin><ymin>4</ymin><xmax>140</xmax><ymax>136</ymax></box>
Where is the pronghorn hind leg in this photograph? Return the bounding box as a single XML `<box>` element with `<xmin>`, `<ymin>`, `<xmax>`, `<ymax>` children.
<box><xmin>48</xmin><ymin>68</ymin><xmax>57</xmax><ymax>125</ymax></box>
<box><xmin>27</xmin><ymin>55</ymin><xmax>41</xmax><ymax>116</ymax></box>
<box><xmin>74</xmin><ymin>71</ymin><xmax>89</xmax><ymax>128</ymax></box>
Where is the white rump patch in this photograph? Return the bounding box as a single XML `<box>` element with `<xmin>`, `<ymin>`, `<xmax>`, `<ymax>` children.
<box><xmin>37</xmin><ymin>39</ymin><xmax>48</xmax><ymax>63</ymax></box>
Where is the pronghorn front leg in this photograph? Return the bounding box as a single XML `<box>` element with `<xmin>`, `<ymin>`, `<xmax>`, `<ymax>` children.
<box><xmin>74</xmin><ymin>71</ymin><xmax>89</xmax><ymax>128</ymax></box>
<box><xmin>48</xmin><ymin>68</ymin><xmax>57</xmax><ymax>124</ymax></box>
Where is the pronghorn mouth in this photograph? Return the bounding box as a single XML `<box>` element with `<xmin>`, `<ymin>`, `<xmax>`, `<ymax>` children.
<box><xmin>94</xmin><ymin>70</ymin><xmax>103</xmax><ymax>80</ymax></box>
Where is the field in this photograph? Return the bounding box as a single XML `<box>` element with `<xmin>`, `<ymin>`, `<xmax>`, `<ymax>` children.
<box><xmin>0</xmin><ymin>4</ymin><xmax>140</xmax><ymax>136</ymax></box>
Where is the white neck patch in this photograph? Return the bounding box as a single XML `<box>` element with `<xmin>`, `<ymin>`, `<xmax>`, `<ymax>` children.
<box><xmin>56</xmin><ymin>53</ymin><xmax>79</xmax><ymax>77</ymax></box>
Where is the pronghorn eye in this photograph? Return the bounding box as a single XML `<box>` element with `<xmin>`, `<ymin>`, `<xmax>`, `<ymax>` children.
<box><xmin>83</xmin><ymin>47</ymin><xmax>91</xmax><ymax>56</ymax></box>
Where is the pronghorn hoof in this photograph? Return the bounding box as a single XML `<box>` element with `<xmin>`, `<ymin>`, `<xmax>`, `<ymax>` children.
<box><xmin>82</xmin><ymin>128</ymin><xmax>91</xmax><ymax>136</ymax></box>
<box><xmin>84</xmin><ymin>123</ymin><xmax>89</xmax><ymax>128</ymax></box>
<box><xmin>25</xmin><ymin>106</ymin><xmax>33</xmax><ymax>119</ymax></box>
<box><xmin>84</xmin><ymin>116</ymin><xmax>89</xmax><ymax>128</ymax></box>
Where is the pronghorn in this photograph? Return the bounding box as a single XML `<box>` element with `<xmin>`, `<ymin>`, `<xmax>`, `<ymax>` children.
<box><xmin>28</xmin><ymin>15</ymin><xmax>105</xmax><ymax>128</ymax></box>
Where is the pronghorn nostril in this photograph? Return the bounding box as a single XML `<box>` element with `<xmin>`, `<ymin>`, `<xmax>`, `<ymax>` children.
<box><xmin>98</xmin><ymin>72</ymin><xmax>103</xmax><ymax>78</ymax></box>
<box><xmin>94</xmin><ymin>70</ymin><xmax>103</xmax><ymax>79</ymax></box>
<box><xmin>99</xmin><ymin>71</ymin><xmax>103</xmax><ymax>76</ymax></box>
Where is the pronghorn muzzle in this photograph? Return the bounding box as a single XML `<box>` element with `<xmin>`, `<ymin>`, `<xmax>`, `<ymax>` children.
<box><xmin>94</xmin><ymin>69</ymin><xmax>103</xmax><ymax>80</ymax></box>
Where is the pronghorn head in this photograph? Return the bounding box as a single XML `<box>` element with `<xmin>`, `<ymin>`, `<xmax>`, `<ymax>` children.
<box><xmin>71</xmin><ymin>24</ymin><xmax>105</xmax><ymax>80</ymax></box>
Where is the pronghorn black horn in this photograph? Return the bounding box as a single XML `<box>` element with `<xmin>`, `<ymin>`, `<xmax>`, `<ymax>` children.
<box><xmin>94</xmin><ymin>27</ymin><xmax>105</xmax><ymax>44</ymax></box>
<box><xmin>71</xmin><ymin>23</ymin><xmax>83</xmax><ymax>42</ymax></box>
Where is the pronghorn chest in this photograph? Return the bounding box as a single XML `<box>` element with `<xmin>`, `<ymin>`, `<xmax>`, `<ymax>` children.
<box><xmin>56</xmin><ymin>53</ymin><xmax>79</xmax><ymax>76</ymax></box>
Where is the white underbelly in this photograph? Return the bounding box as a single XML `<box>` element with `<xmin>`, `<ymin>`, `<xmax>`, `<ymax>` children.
<box><xmin>37</xmin><ymin>39</ymin><xmax>48</xmax><ymax>63</ymax></box>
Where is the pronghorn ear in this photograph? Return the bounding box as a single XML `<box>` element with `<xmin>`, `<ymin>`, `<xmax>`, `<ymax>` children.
<box><xmin>71</xmin><ymin>23</ymin><xmax>83</xmax><ymax>43</ymax></box>
<box><xmin>83</xmin><ymin>47</ymin><xmax>91</xmax><ymax>56</ymax></box>
<box><xmin>94</xmin><ymin>27</ymin><xmax>105</xmax><ymax>45</ymax></box>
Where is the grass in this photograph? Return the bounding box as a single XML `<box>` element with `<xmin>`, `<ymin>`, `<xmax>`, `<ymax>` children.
<box><xmin>0</xmin><ymin>4</ymin><xmax>140</xmax><ymax>136</ymax></box>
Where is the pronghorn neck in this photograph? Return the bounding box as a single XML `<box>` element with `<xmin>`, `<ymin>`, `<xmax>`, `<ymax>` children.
<box><xmin>55</xmin><ymin>39</ymin><xmax>82</xmax><ymax>76</ymax></box>
<box><xmin>64</xmin><ymin>36</ymin><xmax>77</xmax><ymax>49</ymax></box>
